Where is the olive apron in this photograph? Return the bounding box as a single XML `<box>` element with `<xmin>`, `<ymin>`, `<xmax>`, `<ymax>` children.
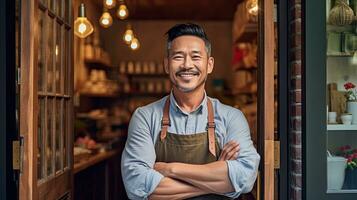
<box><xmin>155</xmin><ymin>97</ymin><xmax>232</xmax><ymax>200</ymax></box>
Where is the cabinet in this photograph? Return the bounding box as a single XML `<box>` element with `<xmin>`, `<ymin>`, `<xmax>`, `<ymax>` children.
<box><xmin>305</xmin><ymin>0</ymin><xmax>357</xmax><ymax>199</ymax></box>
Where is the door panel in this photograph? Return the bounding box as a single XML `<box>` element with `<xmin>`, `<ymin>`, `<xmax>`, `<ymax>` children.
<box><xmin>258</xmin><ymin>0</ymin><xmax>275</xmax><ymax>199</ymax></box>
<box><xmin>20</xmin><ymin>0</ymin><xmax>73</xmax><ymax>199</ymax></box>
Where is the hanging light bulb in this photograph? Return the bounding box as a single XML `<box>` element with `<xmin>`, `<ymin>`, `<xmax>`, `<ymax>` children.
<box><xmin>246</xmin><ymin>0</ymin><xmax>258</xmax><ymax>16</ymax></box>
<box><xmin>104</xmin><ymin>0</ymin><xmax>116</xmax><ymax>9</ymax></box>
<box><xmin>74</xmin><ymin>3</ymin><xmax>94</xmax><ymax>38</ymax></box>
<box><xmin>130</xmin><ymin>37</ymin><xmax>140</xmax><ymax>50</ymax></box>
<box><xmin>123</xmin><ymin>25</ymin><xmax>134</xmax><ymax>44</ymax></box>
<box><xmin>99</xmin><ymin>9</ymin><xmax>113</xmax><ymax>28</ymax></box>
<box><xmin>117</xmin><ymin>3</ymin><xmax>129</xmax><ymax>20</ymax></box>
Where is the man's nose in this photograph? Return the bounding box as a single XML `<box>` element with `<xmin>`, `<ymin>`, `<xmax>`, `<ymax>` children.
<box><xmin>183</xmin><ymin>56</ymin><xmax>193</xmax><ymax>69</ymax></box>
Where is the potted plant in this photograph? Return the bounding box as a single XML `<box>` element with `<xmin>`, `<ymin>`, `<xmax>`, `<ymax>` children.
<box><xmin>344</xmin><ymin>82</ymin><xmax>357</xmax><ymax>124</ymax></box>
<box><xmin>337</xmin><ymin>145</ymin><xmax>357</xmax><ymax>189</ymax></box>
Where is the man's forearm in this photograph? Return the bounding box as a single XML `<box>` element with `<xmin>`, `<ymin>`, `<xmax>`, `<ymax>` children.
<box><xmin>149</xmin><ymin>177</ymin><xmax>208</xmax><ymax>200</ymax></box>
<box><xmin>167</xmin><ymin>161</ymin><xmax>234</xmax><ymax>194</ymax></box>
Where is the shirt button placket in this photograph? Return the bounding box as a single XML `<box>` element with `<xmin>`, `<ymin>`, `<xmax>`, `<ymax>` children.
<box><xmin>187</xmin><ymin>115</ymin><xmax>194</xmax><ymax>133</ymax></box>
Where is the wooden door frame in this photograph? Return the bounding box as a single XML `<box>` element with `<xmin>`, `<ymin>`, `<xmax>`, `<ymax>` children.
<box><xmin>257</xmin><ymin>0</ymin><xmax>275</xmax><ymax>199</ymax></box>
<box><xmin>19</xmin><ymin>0</ymin><xmax>37</xmax><ymax>198</ymax></box>
<box><xmin>0</xmin><ymin>0</ymin><xmax>18</xmax><ymax>199</ymax></box>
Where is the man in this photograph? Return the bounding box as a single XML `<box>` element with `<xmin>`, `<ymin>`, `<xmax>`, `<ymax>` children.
<box><xmin>121</xmin><ymin>23</ymin><xmax>260</xmax><ymax>200</ymax></box>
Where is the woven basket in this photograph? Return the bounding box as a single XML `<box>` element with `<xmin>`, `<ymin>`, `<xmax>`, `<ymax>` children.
<box><xmin>329</xmin><ymin>0</ymin><xmax>355</xmax><ymax>25</ymax></box>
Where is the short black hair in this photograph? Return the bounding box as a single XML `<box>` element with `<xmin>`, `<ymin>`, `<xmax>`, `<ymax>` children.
<box><xmin>165</xmin><ymin>23</ymin><xmax>211</xmax><ymax>56</ymax></box>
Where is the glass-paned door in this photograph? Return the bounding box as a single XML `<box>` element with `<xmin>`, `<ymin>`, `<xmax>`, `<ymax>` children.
<box><xmin>326</xmin><ymin>0</ymin><xmax>357</xmax><ymax>194</ymax></box>
<box><xmin>19</xmin><ymin>0</ymin><xmax>73</xmax><ymax>199</ymax></box>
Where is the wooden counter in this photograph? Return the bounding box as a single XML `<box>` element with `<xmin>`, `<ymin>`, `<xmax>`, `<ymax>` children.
<box><xmin>73</xmin><ymin>150</ymin><xmax>119</xmax><ymax>174</ymax></box>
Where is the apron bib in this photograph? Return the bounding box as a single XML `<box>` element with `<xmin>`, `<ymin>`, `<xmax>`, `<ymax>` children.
<box><xmin>155</xmin><ymin>97</ymin><xmax>232</xmax><ymax>200</ymax></box>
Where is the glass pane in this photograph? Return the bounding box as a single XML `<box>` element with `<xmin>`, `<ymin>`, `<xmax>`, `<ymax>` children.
<box><xmin>46</xmin><ymin>98</ymin><xmax>54</xmax><ymax>176</ymax></box>
<box><xmin>38</xmin><ymin>11</ymin><xmax>46</xmax><ymax>92</ymax></box>
<box><xmin>55</xmin><ymin>22</ymin><xmax>62</xmax><ymax>93</ymax></box>
<box><xmin>39</xmin><ymin>0</ymin><xmax>45</xmax><ymax>6</ymax></box>
<box><xmin>64</xmin><ymin>0</ymin><xmax>70</xmax><ymax>23</ymax></box>
<box><xmin>47</xmin><ymin>17</ymin><xmax>54</xmax><ymax>93</ymax></box>
<box><xmin>64</xmin><ymin>29</ymin><xmax>69</xmax><ymax>95</ymax></box>
<box><xmin>37</xmin><ymin>98</ymin><xmax>46</xmax><ymax>180</ymax></box>
<box><xmin>56</xmin><ymin>0</ymin><xmax>63</xmax><ymax>18</ymax></box>
<box><xmin>326</xmin><ymin>0</ymin><xmax>357</xmax><ymax>192</ymax></box>
<box><xmin>48</xmin><ymin>0</ymin><xmax>55</xmax><ymax>12</ymax></box>
<box><xmin>63</xmin><ymin>99</ymin><xmax>68</xmax><ymax>168</ymax></box>
<box><xmin>55</xmin><ymin>99</ymin><xmax>63</xmax><ymax>172</ymax></box>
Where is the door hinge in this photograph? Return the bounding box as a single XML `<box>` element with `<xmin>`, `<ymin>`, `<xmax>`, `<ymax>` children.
<box><xmin>12</xmin><ymin>136</ymin><xmax>24</xmax><ymax>172</ymax></box>
<box><xmin>16</xmin><ymin>67</ymin><xmax>21</xmax><ymax>85</ymax></box>
<box><xmin>274</xmin><ymin>140</ymin><xmax>280</xmax><ymax>169</ymax></box>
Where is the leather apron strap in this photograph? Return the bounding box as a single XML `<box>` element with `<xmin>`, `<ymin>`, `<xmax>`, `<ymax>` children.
<box><xmin>160</xmin><ymin>97</ymin><xmax>170</xmax><ymax>141</ymax></box>
<box><xmin>160</xmin><ymin>96</ymin><xmax>217</xmax><ymax>158</ymax></box>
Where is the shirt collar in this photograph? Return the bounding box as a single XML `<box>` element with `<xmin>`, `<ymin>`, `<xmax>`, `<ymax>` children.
<box><xmin>169</xmin><ymin>90</ymin><xmax>207</xmax><ymax>115</ymax></box>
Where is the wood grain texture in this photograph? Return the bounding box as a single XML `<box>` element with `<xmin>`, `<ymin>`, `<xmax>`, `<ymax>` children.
<box><xmin>19</xmin><ymin>0</ymin><xmax>36</xmax><ymax>199</ymax></box>
<box><xmin>263</xmin><ymin>0</ymin><xmax>275</xmax><ymax>199</ymax></box>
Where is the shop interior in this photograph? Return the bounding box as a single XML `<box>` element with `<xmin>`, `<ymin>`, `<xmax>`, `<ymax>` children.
<box><xmin>17</xmin><ymin>0</ymin><xmax>268</xmax><ymax>199</ymax></box>
<box><xmin>56</xmin><ymin>0</ymin><xmax>260</xmax><ymax>199</ymax></box>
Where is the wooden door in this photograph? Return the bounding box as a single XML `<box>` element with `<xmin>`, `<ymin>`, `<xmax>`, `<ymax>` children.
<box><xmin>257</xmin><ymin>0</ymin><xmax>275</xmax><ymax>199</ymax></box>
<box><xmin>19</xmin><ymin>0</ymin><xmax>74</xmax><ymax>199</ymax></box>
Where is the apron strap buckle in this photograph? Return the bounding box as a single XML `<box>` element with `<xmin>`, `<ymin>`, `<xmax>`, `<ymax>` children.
<box><xmin>207</xmin><ymin>122</ymin><xmax>215</xmax><ymax>129</ymax></box>
<box><xmin>161</xmin><ymin>119</ymin><xmax>170</xmax><ymax>126</ymax></box>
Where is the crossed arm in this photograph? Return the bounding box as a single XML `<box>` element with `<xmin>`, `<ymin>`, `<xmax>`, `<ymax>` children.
<box><xmin>149</xmin><ymin>141</ymin><xmax>240</xmax><ymax>200</ymax></box>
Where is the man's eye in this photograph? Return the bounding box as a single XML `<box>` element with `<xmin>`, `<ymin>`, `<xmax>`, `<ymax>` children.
<box><xmin>173</xmin><ymin>56</ymin><xmax>183</xmax><ymax>59</ymax></box>
<box><xmin>192</xmin><ymin>56</ymin><xmax>201</xmax><ymax>60</ymax></box>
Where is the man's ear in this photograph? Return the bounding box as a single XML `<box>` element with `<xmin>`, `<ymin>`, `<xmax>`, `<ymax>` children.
<box><xmin>164</xmin><ymin>58</ymin><xmax>169</xmax><ymax>74</ymax></box>
<box><xmin>207</xmin><ymin>57</ymin><xmax>214</xmax><ymax>74</ymax></box>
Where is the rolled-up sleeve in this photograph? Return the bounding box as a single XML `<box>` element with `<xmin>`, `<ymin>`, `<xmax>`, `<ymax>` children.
<box><xmin>121</xmin><ymin>108</ymin><xmax>163</xmax><ymax>199</ymax></box>
<box><xmin>223</xmin><ymin>109</ymin><xmax>260</xmax><ymax>198</ymax></box>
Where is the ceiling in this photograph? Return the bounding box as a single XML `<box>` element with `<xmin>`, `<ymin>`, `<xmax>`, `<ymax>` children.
<box><xmin>94</xmin><ymin>0</ymin><xmax>245</xmax><ymax>20</ymax></box>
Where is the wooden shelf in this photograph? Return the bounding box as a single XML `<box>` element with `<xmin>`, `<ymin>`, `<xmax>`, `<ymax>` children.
<box><xmin>85</xmin><ymin>58</ymin><xmax>113</xmax><ymax>69</ymax></box>
<box><xmin>120</xmin><ymin>73</ymin><xmax>168</xmax><ymax>78</ymax></box>
<box><xmin>74</xmin><ymin>150</ymin><xmax>119</xmax><ymax>174</ymax></box>
<box><xmin>327</xmin><ymin>52</ymin><xmax>354</xmax><ymax>57</ymax></box>
<box><xmin>327</xmin><ymin>189</ymin><xmax>357</xmax><ymax>193</ymax></box>
<box><xmin>327</xmin><ymin>24</ymin><xmax>353</xmax><ymax>33</ymax></box>
<box><xmin>124</xmin><ymin>91</ymin><xmax>168</xmax><ymax>97</ymax></box>
<box><xmin>80</xmin><ymin>92</ymin><xmax>119</xmax><ymax>98</ymax></box>
<box><xmin>327</xmin><ymin>124</ymin><xmax>357</xmax><ymax>131</ymax></box>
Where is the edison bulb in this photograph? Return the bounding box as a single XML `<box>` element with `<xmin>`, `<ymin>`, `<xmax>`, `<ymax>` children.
<box><xmin>104</xmin><ymin>0</ymin><xmax>116</xmax><ymax>9</ymax></box>
<box><xmin>99</xmin><ymin>12</ymin><xmax>113</xmax><ymax>28</ymax></box>
<box><xmin>246</xmin><ymin>0</ymin><xmax>258</xmax><ymax>16</ymax></box>
<box><xmin>74</xmin><ymin>4</ymin><xmax>94</xmax><ymax>38</ymax></box>
<box><xmin>74</xmin><ymin>17</ymin><xmax>94</xmax><ymax>38</ymax></box>
<box><xmin>123</xmin><ymin>29</ymin><xmax>133</xmax><ymax>44</ymax></box>
<box><xmin>130</xmin><ymin>38</ymin><xmax>140</xmax><ymax>50</ymax></box>
<box><xmin>117</xmin><ymin>4</ymin><xmax>129</xmax><ymax>19</ymax></box>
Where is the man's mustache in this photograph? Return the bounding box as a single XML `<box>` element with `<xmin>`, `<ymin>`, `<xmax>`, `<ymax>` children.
<box><xmin>175</xmin><ymin>69</ymin><xmax>200</xmax><ymax>76</ymax></box>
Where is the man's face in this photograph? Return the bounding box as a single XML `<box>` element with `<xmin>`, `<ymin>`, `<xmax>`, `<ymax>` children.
<box><xmin>164</xmin><ymin>35</ymin><xmax>214</xmax><ymax>93</ymax></box>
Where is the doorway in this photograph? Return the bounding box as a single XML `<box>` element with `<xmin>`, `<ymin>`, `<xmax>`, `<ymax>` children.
<box><xmin>1</xmin><ymin>0</ymin><xmax>289</xmax><ymax>199</ymax></box>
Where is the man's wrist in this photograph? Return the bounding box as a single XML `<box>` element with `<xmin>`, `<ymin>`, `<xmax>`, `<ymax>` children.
<box><xmin>168</xmin><ymin>162</ymin><xmax>179</xmax><ymax>178</ymax></box>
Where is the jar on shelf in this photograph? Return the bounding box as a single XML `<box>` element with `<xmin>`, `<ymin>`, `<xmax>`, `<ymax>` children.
<box><xmin>119</xmin><ymin>61</ymin><xmax>126</xmax><ymax>74</ymax></box>
<box><xmin>147</xmin><ymin>82</ymin><xmax>155</xmax><ymax>93</ymax></box>
<box><xmin>157</xmin><ymin>62</ymin><xmax>164</xmax><ymax>74</ymax></box>
<box><xmin>139</xmin><ymin>81</ymin><xmax>146</xmax><ymax>92</ymax></box>
<box><xmin>135</xmin><ymin>61</ymin><xmax>142</xmax><ymax>74</ymax></box>
<box><xmin>127</xmin><ymin>61</ymin><xmax>134</xmax><ymax>74</ymax></box>
<box><xmin>142</xmin><ymin>61</ymin><xmax>149</xmax><ymax>74</ymax></box>
<box><xmin>156</xmin><ymin>81</ymin><xmax>163</xmax><ymax>93</ymax></box>
<box><xmin>149</xmin><ymin>61</ymin><xmax>156</xmax><ymax>74</ymax></box>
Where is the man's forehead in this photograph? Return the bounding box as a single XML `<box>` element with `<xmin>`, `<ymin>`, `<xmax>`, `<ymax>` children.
<box><xmin>171</xmin><ymin>35</ymin><xmax>206</xmax><ymax>46</ymax></box>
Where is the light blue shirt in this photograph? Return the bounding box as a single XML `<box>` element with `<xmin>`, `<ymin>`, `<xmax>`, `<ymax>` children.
<box><xmin>121</xmin><ymin>92</ymin><xmax>260</xmax><ymax>199</ymax></box>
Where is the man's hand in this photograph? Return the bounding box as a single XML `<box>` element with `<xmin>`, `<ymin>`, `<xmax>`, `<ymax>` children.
<box><xmin>218</xmin><ymin>141</ymin><xmax>240</xmax><ymax>161</ymax></box>
<box><xmin>154</xmin><ymin>162</ymin><xmax>174</xmax><ymax>177</ymax></box>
